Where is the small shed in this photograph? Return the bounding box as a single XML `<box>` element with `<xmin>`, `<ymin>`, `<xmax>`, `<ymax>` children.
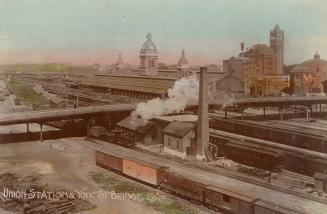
<box><xmin>116</xmin><ymin>116</ymin><xmax>155</xmax><ymax>145</ymax></box>
<box><xmin>163</xmin><ymin>121</ymin><xmax>195</xmax><ymax>158</ymax></box>
<box><xmin>313</xmin><ymin>172</ymin><xmax>327</xmax><ymax>192</ymax></box>
<box><xmin>151</xmin><ymin>114</ymin><xmax>198</xmax><ymax>145</ymax></box>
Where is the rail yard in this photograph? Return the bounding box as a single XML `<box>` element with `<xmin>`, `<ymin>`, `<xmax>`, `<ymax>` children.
<box><xmin>1</xmin><ymin>69</ymin><xmax>327</xmax><ymax>214</ymax></box>
<box><xmin>2</xmin><ymin>2</ymin><xmax>327</xmax><ymax>213</ymax></box>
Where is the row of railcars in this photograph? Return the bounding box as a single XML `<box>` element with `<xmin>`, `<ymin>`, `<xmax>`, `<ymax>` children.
<box><xmin>209</xmin><ymin>116</ymin><xmax>327</xmax><ymax>153</ymax></box>
<box><xmin>95</xmin><ymin>151</ymin><xmax>300</xmax><ymax>214</ymax></box>
<box><xmin>209</xmin><ymin>129</ymin><xmax>327</xmax><ymax>176</ymax></box>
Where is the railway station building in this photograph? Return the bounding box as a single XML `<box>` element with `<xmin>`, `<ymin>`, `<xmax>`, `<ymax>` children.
<box><xmin>223</xmin><ymin>24</ymin><xmax>288</xmax><ymax>96</ymax></box>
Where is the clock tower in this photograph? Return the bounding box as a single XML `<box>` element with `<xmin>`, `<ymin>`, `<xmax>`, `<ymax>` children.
<box><xmin>270</xmin><ymin>24</ymin><xmax>284</xmax><ymax>74</ymax></box>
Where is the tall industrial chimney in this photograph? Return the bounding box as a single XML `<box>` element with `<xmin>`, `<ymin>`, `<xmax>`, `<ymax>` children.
<box><xmin>241</xmin><ymin>42</ymin><xmax>245</xmax><ymax>52</ymax></box>
<box><xmin>196</xmin><ymin>67</ymin><xmax>209</xmax><ymax>161</ymax></box>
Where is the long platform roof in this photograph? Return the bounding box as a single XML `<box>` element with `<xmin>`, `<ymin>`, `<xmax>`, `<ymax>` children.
<box><xmin>74</xmin><ymin>75</ymin><xmax>177</xmax><ymax>95</ymax></box>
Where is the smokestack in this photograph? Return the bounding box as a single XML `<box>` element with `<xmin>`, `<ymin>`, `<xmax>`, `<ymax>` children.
<box><xmin>241</xmin><ymin>42</ymin><xmax>245</xmax><ymax>51</ymax></box>
<box><xmin>196</xmin><ymin>67</ymin><xmax>209</xmax><ymax>161</ymax></box>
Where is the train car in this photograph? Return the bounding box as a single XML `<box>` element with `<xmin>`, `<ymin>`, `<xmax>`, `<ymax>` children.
<box><xmin>122</xmin><ymin>158</ymin><xmax>167</xmax><ymax>186</ymax></box>
<box><xmin>204</xmin><ymin>185</ymin><xmax>257</xmax><ymax>214</ymax></box>
<box><xmin>95</xmin><ymin>151</ymin><xmax>123</xmax><ymax>173</ymax></box>
<box><xmin>209</xmin><ymin>116</ymin><xmax>233</xmax><ymax>132</ymax></box>
<box><xmin>209</xmin><ymin>133</ymin><xmax>281</xmax><ymax>171</ymax></box>
<box><xmin>279</xmin><ymin>153</ymin><xmax>304</xmax><ymax>175</ymax></box>
<box><xmin>271</xmin><ymin>128</ymin><xmax>323</xmax><ymax>152</ymax></box>
<box><xmin>210</xmin><ymin>117</ymin><xmax>327</xmax><ymax>154</ymax></box>
<box><xmin>253</xmin><ymin>125</ymin><xmax>272</xmax><ymax>140</ymax></box>
<box><xmin>158</xmin><ymin>170</ymin><xmax>206</xmax><ymax>204</ymax></box>
<box><xmin>303</xmin><ymin>156</ymin><xmax>327</xmax><ymax>176</ymax></box>
<box><xmin>254</xmin><ymin>200</ymin><xmax>300</xmax><ymax>214</ymax></box>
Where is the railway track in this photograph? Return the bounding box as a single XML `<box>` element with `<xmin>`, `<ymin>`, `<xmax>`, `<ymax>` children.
<box><xmin>77</xmin><ymin>137</ymin><xmax>327</xmax><ymax>205</ymax></box>
<box><xmin>134</xmin><ymin>147</ymin><xmax>327</xmax><ymax>205</ymax></box>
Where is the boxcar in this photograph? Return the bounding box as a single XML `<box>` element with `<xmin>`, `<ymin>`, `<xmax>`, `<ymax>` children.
<box><xmin>205</xmin><ymin>185</ymin><xmax>257</xmax><ymax>214</ymax></box>
<box><xmin>253</xmin><ymin>125</ymin><xmax>272</xmax><ymax>140</ymax></box>
<box><xmin>122</xmin><ymin>158</ymin><xmax>167</xmax><ymax>186</ymax></box>
<box><xmin>95</xmin><ymin>151</ymin><xmax>123</xmax><ymax>173</ymax></box>
<box><xmin>254</xmin><ymin>200</ymin><xmax>300</xmax><ymax>214</ymax></box>
<box><xmin>303</xmin><ymin>156</ymin><xmax>327</xmax><ymax>177</ymax></box>
<box><xmin>219</xmin><ymin>142</ymin><xmax>281</xmax><ymax>171</ymax></box>
<box><xmin>158</xmin><ymin>170</ymin><xmax>206</xmax><ymax>204</ymax></box>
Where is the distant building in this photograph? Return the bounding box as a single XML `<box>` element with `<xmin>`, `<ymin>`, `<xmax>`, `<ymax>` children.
<box><xmin>114</xmin><ymin>54</ymin><xmax>125</xmax><ymax>71</ymax></box>
<box><xmin>176</xmin><ymin>50</ymin><xmax>191</xmax><ymax>77</ymax></box>
<box><xmin>270</xmin><ymin>24</ymin><xmax>284</xmax><ymax>74</ymax></box>
<box><xmin>290</xmin><ymin>52</ymin><xmax>327</xmax><ymax>95</ymax></box>
<box><xmin>139</xmin><ymin>33</ymin><xmax>158</xmax><ymax>75</ymax></box>
<box><xmin>222</xmin><ymin>56</ymin><xmax>249</xmax><ymax>80</ymax></box>
<box><xmin>223</xmin><ymin>24</ymin><xmax>288</xmax><ymax>96</ymax></box>
<box><xmin>239</xmin><ymin>44</ymin><xmax>274</xmax><ymax>75</ymax></box>
<box><xmin>209</xmin><ymin>73</ymin><xmax>245</xmax><ymax>98</ymax></box>
<box><xmin>252</xmin><ymin>74</ymin><xmax>289</xmax><ymax>96</ymax></box>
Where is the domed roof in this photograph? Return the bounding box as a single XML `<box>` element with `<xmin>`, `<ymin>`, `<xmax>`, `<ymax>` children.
<box><xmin>140</xmin><ymin>33</ymin><xmax>157</xmax><ymax>53</ymax></box>
<box><xmin>177</xmin><ymin>49</ymin><xmax>189</xmax><ymax>66</ymax></box>
<box><xmin>290</xmin><ymin>52</ymin><xmax>327</xmax><ymax>74</ymax></box>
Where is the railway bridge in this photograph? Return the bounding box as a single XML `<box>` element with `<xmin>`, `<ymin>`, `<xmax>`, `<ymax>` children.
<box><xmin>1</xmin><ymin>96</ymin><xmax>327</xmax><ymax>140</ymax></box>
<box><xmin>0</xmin><ymin>103</ymin><xmax>137</xmax><ymax>141</ymax></box>
<box><xmin>2</xmin><ymin>96</ymin><xmax>327</xmax><ymax>125</ymax></box>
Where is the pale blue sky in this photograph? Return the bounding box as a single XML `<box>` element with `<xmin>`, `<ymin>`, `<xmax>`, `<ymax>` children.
<box><xmin>0</xmin><ymin>0</ymin><xmax>326</xmax><ymax>65</ymax></box>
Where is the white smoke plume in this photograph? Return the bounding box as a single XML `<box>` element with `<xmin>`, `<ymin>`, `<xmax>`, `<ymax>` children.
<box><xmin>131</xmin><ymin>75</ymin><xmax>199</xmax><ymax>120</ymax></box>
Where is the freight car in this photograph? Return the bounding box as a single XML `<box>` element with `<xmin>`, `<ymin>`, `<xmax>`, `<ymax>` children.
<box><xmin>209</xmin><ymin>132</ymin><xmax>282</xmax><ymax>171</ymax></box>
<box><xmin>122</xmin><ymin>158</ymin><xmax>167</xmax><ymax>186</ymax></box>
<box><xmin>95</xmin><ymin>151</ymin><xmax>167</xmax><ymax>186</ymax></box>
<box><xmin>205</xmin><ymin>185</ymin><xmax>257</xmax><ymax>214</ymax></box>
<box><xmin>209</xmin><ymin>116</ymin><xmax>327</xmax><ymax>153</ymax></box>
<box><xmin>95</xmin><ymin>151</ymin><xmax>123</xmax><ymax>173</ymax></box>
<box><xmin>158</xmin><ymin>171</ymin><xmax>206</xmax><ymax>204</ymax></box>
<box><xmin>302</xmin><ymin>156</ymin><xmax>327</xmax><ymax>176</ymax></box>
<box><xmin>254</xmin><ymin>200</ymin><xmax>300</xmax><ymax>214</ymax></box>
<box><xmin>95</xmin><ymin>151</ymin><xmax>301</xmax><ymax>214</ymax></box>
<box><xmin>210</xmin><ymin>129</ymin><xmax>327</xmax><ymax>176</ymax></box>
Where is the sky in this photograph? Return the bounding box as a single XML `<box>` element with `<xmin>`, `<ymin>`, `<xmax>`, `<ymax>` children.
<box><xmin>0</xmin><ymin>0</ymin><xmax>326</xmax><ymax>65</ymax></box>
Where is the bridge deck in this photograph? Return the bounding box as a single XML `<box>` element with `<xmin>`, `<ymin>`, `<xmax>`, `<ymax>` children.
<box><xmin>0</xmin><ymin>103</ymin><xmax>137</xmax><ymax>125</ymax></box>
<box><xmin>1</xmin><ymin>96</ymin><xmax>327</xmax><ymax>125</ymax></box>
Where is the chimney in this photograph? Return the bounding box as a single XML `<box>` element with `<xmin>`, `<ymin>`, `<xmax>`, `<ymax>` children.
<box><xmin>196</xmin><ymin>67</ymin><xmax>209</xmax><ymax>161</ymax></box>
<box><xmin>241</xmin><ymin>42</ymin><xmax>245</xmax><ymax>52</ymax></box>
